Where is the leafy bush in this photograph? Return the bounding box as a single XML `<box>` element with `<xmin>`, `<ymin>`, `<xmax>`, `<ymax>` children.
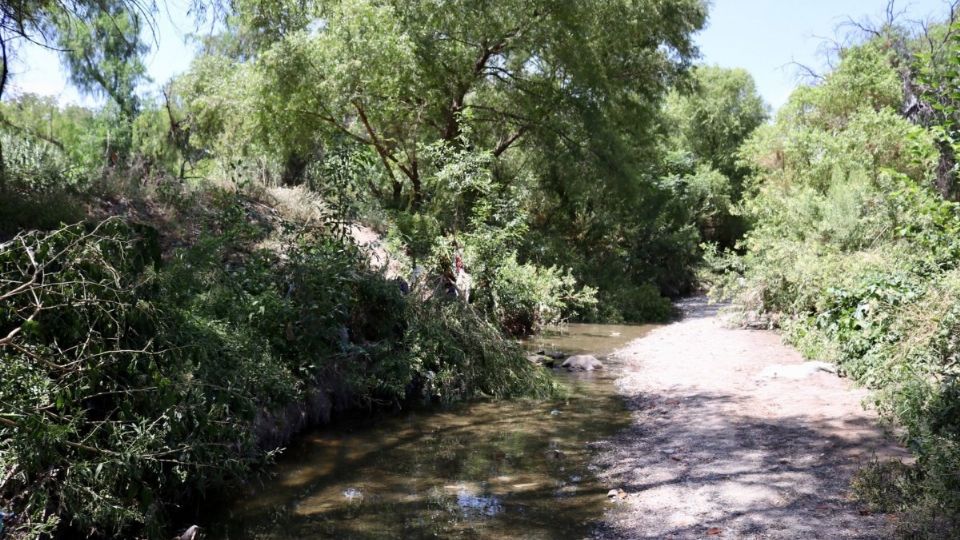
<box><xmin>482</xmin><ymin>254</ymin><xmax>597</xmax><ymax>336</ymax></box>
<box><xmin>590</xmin><ymin>282</ymin><xmax>677</xmax><ymax>324</ymax></box>
<box><xmin>384</xmin><ymin>144</ymin><xmax>597</xmax><ymax>335</ymax></box>
<box><xmin>709</xmin><ymin>34</ymin><xmax>960</xmax><ymax>536</ymax></box>
<box><xmin>404</xmin><ymin>299</ymin><xmax>558</xmax><ymax>402</ymax></box>
<box><xmin>0</xmin><ymin>196</ymin><xmax>557</xmax><ymax>538</ymax></box>
<box><xmin>0</xmin><ymin>219</ymin><xmax>255</xmax><ymax>539</ymax></box>
<box><xmin>0</xmin><ymin>132</ymin><xmax>88</xmax><ymax>236</ymax></box>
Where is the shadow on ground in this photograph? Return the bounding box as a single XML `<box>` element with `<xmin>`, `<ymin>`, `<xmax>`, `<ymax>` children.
<box><xmin>600</xmin><ymin>307</ymin><xmax>906</xmax><ymax>539</ymax></box>
<box><xmin>599</xmin><ymin>391</ymin><xmax>901</xmax><ymax>539</ymax></box>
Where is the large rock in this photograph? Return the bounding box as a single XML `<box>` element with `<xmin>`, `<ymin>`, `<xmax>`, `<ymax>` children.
<box><xmin>561</xmin><ymin>354</ymin><xmax>604</xmax><ymax>371</ymax></box>
<box><xmin>177</xmin><ymin>525</ymin><xmax>201</xmax><ymax>540</ymax></box>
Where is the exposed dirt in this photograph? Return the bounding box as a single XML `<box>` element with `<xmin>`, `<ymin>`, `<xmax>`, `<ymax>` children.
<box><xmin>596</xmin><ymin>297</ymin><xmax>909</xmax><ymax>539</ymax></box>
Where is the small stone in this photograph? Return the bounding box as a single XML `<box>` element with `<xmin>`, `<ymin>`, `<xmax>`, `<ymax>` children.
<box><xmin>343</xmin><ymin>487</ymin><xmax>363</xmax><ymax>501</ymax></box>
<box><xmin>607</xmin><ymin>488</ymin><xmax>627</xmax><ymax>500</ymax></box>
<box><xmin>527</xmin><ymin>354</ymin><xmax>556</xmax><ymax>367</ymax></box>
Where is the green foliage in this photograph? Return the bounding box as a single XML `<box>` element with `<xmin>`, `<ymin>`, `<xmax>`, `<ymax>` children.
<box><xmin>810</xmin><ymin>42</ymin><xmax>903</xmax><ymax>125</ymax></box>
<box><xmin>53</xmin><ymin>3</ymin><xmax>148</xmax><ymax>120</ymax></box>
<box><xmin>404</xmin><ymin>299</ymin><xmax>558</xmax><ymax>402</ymax></box>
<box><xmin>590</xmin><ymin>282</ymin><xmax>676</xmax><ymax>324</ymax></box>
<box><xmin>0</xmin><ymin>128</ymin><xmax>87</xmax><ymax>235</ymax></box>
<box><xmin>171</xmin><ymin>0</ymin><xmax>713</xmax><ymax>320</ymax></box>
<box><xmin>0</xmin><ymin>198</ymin><xmax>558</xmax><ymax>537</ymax></box>
<box><xmin>206</xmin><ymin>0</ymin><xmax>707</xmax><ymax>200</ymax></box>
<box><xmin>389</xmin><ymin>144</ymin><xmax>597</xmax><ymax>335</ymax></box>
<box><xmin>663</xmin><ymin>66</ymin><xmax>768</xmax><ymax>186</ymax></box>
<box><xmin>0</xmin><ymin>0</ymin><xmax>782</xmax><ymax>536</ymax></box>
<box><xmin>1</xmin><ymin>94</ymin><xmax>114</xmax><ymax>174</ymax></box>
<box><xmin>710</xmin><ymin>34</ymin><xmax>960</xmax><ymax>535</ymax></box>
<box><xmin>482</xmin><ymin>253</ymin><xmax>597</xmax><ymax>336</ymax></box>
<box><xmin>661</xmin><ymin>164</ymin><xmax>738</xmax><ymax>245</ymax></box>
<box><xmin>659</xmin><ymin>66</ymin><xmax>767</xmax><ymax>247</ymax></box>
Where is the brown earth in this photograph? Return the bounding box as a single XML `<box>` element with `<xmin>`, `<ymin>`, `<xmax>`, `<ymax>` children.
<box><xmin>596</xmin><ymin>297</ymin><xmax>909</xmax><ymax>539</ymax></box>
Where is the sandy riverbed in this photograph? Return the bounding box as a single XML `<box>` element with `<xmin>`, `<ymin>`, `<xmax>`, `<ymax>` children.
<box><xmin>595</xmin><ymin>297</ymin><xmax>909</xmax><ymax>539</ymax></box>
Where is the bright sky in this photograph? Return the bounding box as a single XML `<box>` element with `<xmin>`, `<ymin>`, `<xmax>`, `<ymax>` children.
<box><xmin>5</xmin><ymin>0</ymin><xmax>957</xmax><ymax>110</ymax></box>
<box><xmin>699</xmin><ymin>0</ymin><xmax>954</xmax><ymax>109</ymax></box>
<box><xmin>6</xmin><ymin>0</ymin><xmax>198</xmax><ymax>106</ymax></box>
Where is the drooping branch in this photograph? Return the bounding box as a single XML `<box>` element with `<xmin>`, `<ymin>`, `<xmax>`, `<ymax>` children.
<box><xmin>493</xmin><ymin>125</ymin><xmax>527</xmax><ymax>157</ymax></box>
<box><xmin>352</xmin><ymin>100</ymin><xmax>407</xmax><ymax>202</ymax></box>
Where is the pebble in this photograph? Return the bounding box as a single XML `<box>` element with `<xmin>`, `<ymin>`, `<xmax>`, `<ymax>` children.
<box><xmin>607</xmin><ymin>488</ymin><xmax>627</xmax><ymax>500</ymax></box>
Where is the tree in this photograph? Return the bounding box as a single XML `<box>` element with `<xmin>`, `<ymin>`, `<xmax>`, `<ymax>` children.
<box><xmin>54</xmin><ymin>4</ymin><xmax>149</xmax><ymax>120</ymax></box>
<box><xmin>660</xmin><ymin>66</ymin><xmax>767</xmax><ymax>246</ymax></box>
<box><xmin>664</xmin><ymin>66</ymin><xmax>768</xmax><ymax>193</ymax></box>
<box><xmin>0</xmin><ymin>0</ymin><xmax>159</xmax><ymax>182</ymax></box>
<box><xmin>195</xmin><ymin>0</ymin><xmax>707</xmax><ymax>204</ymax></box>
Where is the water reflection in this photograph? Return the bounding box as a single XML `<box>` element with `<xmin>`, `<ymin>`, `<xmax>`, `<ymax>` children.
<box><xmin>209</xmin><ymin>324</ymin><xmax>652</xmax><ymax>539</ymax></box>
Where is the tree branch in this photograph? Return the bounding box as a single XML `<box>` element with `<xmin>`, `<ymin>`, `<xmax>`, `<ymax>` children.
<box><xmin>352</xmin><ymin>100</ymin><xmax>406</xmax><ymax>199</ymax></box>
<box><xmin>493</xmin><ymin>126</ymin><xmax>527</xmax><ymax>157</ymax></box>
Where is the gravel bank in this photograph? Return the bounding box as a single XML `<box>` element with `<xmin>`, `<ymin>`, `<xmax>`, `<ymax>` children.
<box><xmin>596</xmin><ymin>297</ymin><xmax>909</xmax><ymax>539</ymax></box>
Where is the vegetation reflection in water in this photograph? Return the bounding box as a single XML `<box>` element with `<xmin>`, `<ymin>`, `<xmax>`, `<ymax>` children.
<box><xmin>210</xmin><ymin>324</ymin><xmax>653</xmax><ymax>539</ymax></box>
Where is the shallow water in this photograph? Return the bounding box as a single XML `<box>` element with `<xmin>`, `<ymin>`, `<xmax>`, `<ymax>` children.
<box><xmin>208</xmin><ymin>323</ymin><xmax>653</xmax><ymax>540</ymax></box>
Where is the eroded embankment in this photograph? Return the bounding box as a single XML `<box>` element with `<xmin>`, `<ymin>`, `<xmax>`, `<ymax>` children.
<box><xmin>596</xmin><ymin>298</ymin><xmax>908</xmax><ymax>539</ymax></box>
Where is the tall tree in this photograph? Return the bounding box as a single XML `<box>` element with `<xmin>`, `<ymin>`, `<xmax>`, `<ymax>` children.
<box><xmin>201</xmin><ymin>0</ymin><xmax>707</xmax><ymax>203</ymax></box>
<box><xmin>54</xmin><ymin>4</ymin><xmax>149</xmax><ymax>120</ymax></box>
<box><xmin>0</xmin><ymin>0</ymin><xmax>156</xmax><ymax>180</ymax></box>
<box><xmin>664</xmin><ymin>66</ymin><xmax>768</xmax><ymax>192</ymax></box>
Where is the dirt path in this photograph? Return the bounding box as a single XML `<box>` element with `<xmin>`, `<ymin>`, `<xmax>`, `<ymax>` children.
<box><xmin>596</xmin><ymin>297</ymin><xmax>909</xmax><ymax>539</ymax></box>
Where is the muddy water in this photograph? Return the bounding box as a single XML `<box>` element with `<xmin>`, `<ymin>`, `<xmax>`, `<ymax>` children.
<box><xmin>209</xmin><ymin>323</ymin><xmax>653</xmax><ymax>540</ymax></box>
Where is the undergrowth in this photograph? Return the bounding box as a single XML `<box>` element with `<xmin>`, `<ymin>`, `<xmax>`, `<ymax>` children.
<box><xmin>0</xmin><ymin>193</ymin><xmax>557</xmax><ymax>538</ymax></box>
<box><xmin>706</xmin><ymin>35</ymin><xmax>960</xmax><ymax>537</ymax></box>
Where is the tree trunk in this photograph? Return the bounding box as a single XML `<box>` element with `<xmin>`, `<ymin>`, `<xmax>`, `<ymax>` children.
<box><xmin>0</xmin><ymin>135</ymin><xmax>6</xmax><ymax>195</ymax></box>
<box><xmin>282</xmin><ymin>154</ymin><xmax>308</xmax><ymax>186</ymax></box>
<box><xmin>392</xmin><ymin>179</ymin><xmax>403</xmax><ymax>207</ymax></box>
<box><xmin>935</xmin><ymin>140</ymin><xmax>957</xmax><ymax>201</ymax></box>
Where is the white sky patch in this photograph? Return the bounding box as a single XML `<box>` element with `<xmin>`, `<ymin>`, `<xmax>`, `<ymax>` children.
<box><xmin>3</xmin><ymin>0</ymin><xmax>954</xmax><ymax>111</ymax></box>
<box><xmin>6</xmin><ymin>0</ymin><xmax>197</xmax><ymax>107</ymax></box>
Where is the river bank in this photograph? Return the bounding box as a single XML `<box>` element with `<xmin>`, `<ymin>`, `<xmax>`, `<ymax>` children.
<box><xmin>203</xmin><ymin>324</ymin><xmax>653</xmax><ymax>539</ymax></box>
<box><xmin>597</xmin><ymin>297</ymin><xmax>909</xmax><ymax>539</ymax></box>
<box><xmin>194</xmin><ymin>298</ymin><xmax>910</xmax><ymax>539</ymax></box>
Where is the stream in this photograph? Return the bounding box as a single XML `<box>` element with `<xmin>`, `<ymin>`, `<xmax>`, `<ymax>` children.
<box><xmin>208</xmin><ymin>323</ymin><xmax>654</xmax><ymax>539</ymax></box>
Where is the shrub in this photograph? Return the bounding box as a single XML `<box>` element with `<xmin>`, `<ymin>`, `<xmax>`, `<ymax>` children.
<box><xmin>0</xmin><ymin>219</ymin><xmax>267</xmax><ymax>539</ymax></box>
<box><xmin>404</xmin><ymin>299</ymin><xmax>559</xmax><ymax>402</ymax></box>
<box><xmin>0</xmin><ymin>201</ymin><xmax>558</xmax><ymax>538</ymax></box>
<box><xmin>710</xmin><ymin>35</ymin><xmax>960</xmax><ymax>536</ymax></box>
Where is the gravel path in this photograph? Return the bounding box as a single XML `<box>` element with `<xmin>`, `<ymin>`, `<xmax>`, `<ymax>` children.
<box><xmin>596</xmin><ymin>298</ymin><xmax>909</xmax><ymax>539</ymax></box>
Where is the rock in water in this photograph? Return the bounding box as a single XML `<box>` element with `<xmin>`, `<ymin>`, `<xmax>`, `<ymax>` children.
<box><xmin>176</xmin><ymin>525</ymin><xmax>201</xmax><ymax>540</ymax></box>
<box><xmin>561</xmin><ymin>355</ymin><xmax>603</xmax><ymax>371</ymax></box>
